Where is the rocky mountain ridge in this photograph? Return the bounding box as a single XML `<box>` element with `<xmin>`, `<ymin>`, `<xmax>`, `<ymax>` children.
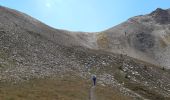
<box><xmin>97</xmin><ymin>8</ymin><xmax>170</xmax><ymax>68</ymax></box>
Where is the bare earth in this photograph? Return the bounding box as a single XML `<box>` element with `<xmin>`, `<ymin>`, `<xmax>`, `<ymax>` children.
<box><xmin>89</xmin><ymin>86</ymin><xmax>96</xmax><ymax>100</ymax></box>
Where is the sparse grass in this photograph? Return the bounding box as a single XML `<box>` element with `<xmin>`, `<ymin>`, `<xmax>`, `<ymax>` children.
<box><xmin>114</xmin><ymin>70</ymin><xmax>168</xmax><ymax>100</ymax></box>
<box><xmin>0</xmin><ymin>75</ymin><xmax>131</xmax><ymax>100</ymax></box>
<box><xmin>124</xmin><ymin>82</ymin><xmax>168</xmax><ymax>100</ymax></box>
<box><xmin>95</xmin><ymin>85</ymin><xmax>132</xmax><ymax>100</ymax></box>
<box><xmin>0</xmin><ymin>76</ymin><xmax>90</xmax><ymax>100</ymax></box>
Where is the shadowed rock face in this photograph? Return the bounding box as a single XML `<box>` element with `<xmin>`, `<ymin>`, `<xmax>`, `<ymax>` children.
<box><xmin>133</xmin><ymin>32</ymin><xmax>155</xmax><ymax>52</ymax></box>
<box><xmin>150</xmin><ymin>8</ymin><xmax>170</xmax><ymax>24</ymax></box>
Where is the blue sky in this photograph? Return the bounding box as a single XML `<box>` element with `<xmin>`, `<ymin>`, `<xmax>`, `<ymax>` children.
<box><xmin>0</xmin><ymin>0</ymin><xmax>170</xmax><ymax>32</ymax></box>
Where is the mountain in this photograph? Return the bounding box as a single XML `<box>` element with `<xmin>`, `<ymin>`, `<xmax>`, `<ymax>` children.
<box><xmin>0</xmin><ymin>6</ymin><xmax>170</xmax><ymax>100</ymax></box>
<box><xmin>96</xmin><ymin>8</ymin><xmax>170</xmax><ymax>68</ymax></box>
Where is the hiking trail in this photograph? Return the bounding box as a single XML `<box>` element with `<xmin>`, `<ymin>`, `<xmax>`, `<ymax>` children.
<box><xmin>89</xmin><ymin>86</ymin><xmax>96</xmax><ymax>100</ymax></box>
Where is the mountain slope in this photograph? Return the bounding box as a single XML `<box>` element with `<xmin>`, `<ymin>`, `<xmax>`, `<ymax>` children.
<box><xmin>0</xmin><ymin>6</ymin><xmax>170</xmax><ymax>100</ymax></box>
<box><xmin>96</xmin><ymin>8</ymin><xmax>170</xmax><ymax>68</ymax></box>
<box><xmin>0</xmin><ymin>6</ymin><xmax>97</xmax><ymax>48</ymax></box>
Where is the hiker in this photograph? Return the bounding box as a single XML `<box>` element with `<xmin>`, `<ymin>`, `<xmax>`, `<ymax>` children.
<box><xmin>92</xmin><ymin>75</ymin><xmax>96</xmax><ymax>86</ymax></box>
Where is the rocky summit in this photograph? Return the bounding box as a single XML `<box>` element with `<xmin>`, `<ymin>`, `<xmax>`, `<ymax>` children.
<box><xmin>0</xmin><ymin>6</ymin><xmax>170</xmax><ymax>100</ymax></box>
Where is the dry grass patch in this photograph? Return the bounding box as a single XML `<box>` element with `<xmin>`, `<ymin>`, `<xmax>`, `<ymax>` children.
<box><xmin>0</xmin><ymin>76</ymin><xmax>90</xmax><ymax>100</ymax></box>
<box><xmin>95</xmin><ymin>85</ymin><xmax>132</xmax><ymax>100</ymax></box>
<box><xmin>0</xmin><ymin>75</ymin><xmax>132</xmax><ymax>100</ymax></box>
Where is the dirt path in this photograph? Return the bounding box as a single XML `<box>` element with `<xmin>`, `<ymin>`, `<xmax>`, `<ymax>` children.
<box><xmin>89</xmin><ymin>86</ymin><xmax>96</xmax><ymax>100</ymax></box>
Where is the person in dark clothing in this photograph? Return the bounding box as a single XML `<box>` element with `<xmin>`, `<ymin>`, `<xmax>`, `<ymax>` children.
<box><xmin>92</xmin><ymin>75</ymin><xmax>96</xmax><ymax>86</ymax></box>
